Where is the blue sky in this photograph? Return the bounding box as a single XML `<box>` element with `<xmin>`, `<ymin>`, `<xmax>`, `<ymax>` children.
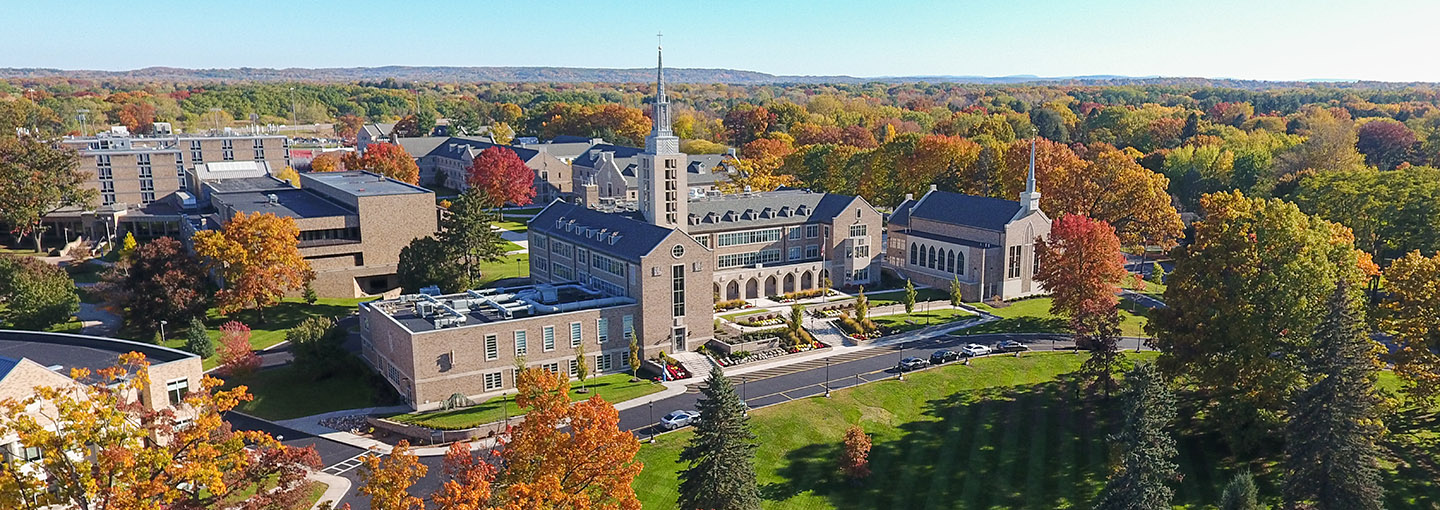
<box><xmin>6</xmin><ymin>0</ymin><xmax>1438</xmax><ymax>81</ymax></box>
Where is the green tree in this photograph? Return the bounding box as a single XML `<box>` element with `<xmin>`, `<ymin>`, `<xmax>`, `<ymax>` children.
<box><xmin>1094</xmin><ymin>363</ymin><xmax>1179</xmax><ymax>510</ymax></box>
<box><xmin>396</xmin><ymin>236</ymin><xmax>462</xmax><ymax>293</ymax></box>
<box><xmin>1283</xmin><ymin>279</ymin><xmax>1385</xmax><ymax>510</ymax></box>
<box><xmin>1147</xmin><ymin>261</ymin><xmax>1165</xmax><ymax>284</ymax></box>
<box><xmin>0</xmin><ymin>256</ymin><xmax>79</xmax><ymax>330</ymax></box>
<box><xmin>439</xmin><ymin>187</ymin><xmax>507</xmax><ymax>287</ymax></box>
<box><xmin>678</xmin><ymin>366</ymin><xmax>761</xmax><ymax>510</ymax></box>
<box><xmin>628</xmin><ymin>331</ymin><xmax>641</xmax><ymax>380</ymax></box>
<box><xmin>854</xmin><ymin>285</ymin><xmax>869</xmax><ymax>324</ymax></box>
<box><xmin>1150</xmin><ymin>191</ymin><xmax>1362</xmax><ymax>451</ymax></box>
<box><xmin>0</xmin><ymin>137</ymin><xmax>96</xmax><ymax>252</ymax></box>
<box><xmin>902</xmin><ymin>278</ymin><xmax>916</xmax><ymax>314</ymax></box>
<box><xmin>949</xmin><ymin>276</ymin><xmax>964</xmax><ymax>308</ymax></box>
<box><xmin>287</xmin><ymin>317</ymin><xmax>348</xmax><ymax>380</ymax></box>
<box><xmin>574</xmin><ymin>340</ymin><xmax>590</xmax><ymax>392</ymax></box>
<box><xmin>182</xmin><ymin>317</ymin><xmax>214</xmax><ymax>358</ymax></box>
<box><xmin>303</xmin><ymin>283</ymin><xmax>318</xmax><ymax>305</ymax></box>
<box><xmin>1219</xmin><ymin>470</ymin><xmax>1259</xmax><ymax>510</ymax></box>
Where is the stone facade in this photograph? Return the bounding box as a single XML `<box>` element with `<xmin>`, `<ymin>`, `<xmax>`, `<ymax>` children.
<box><xmin>60</xmin><ymin>131</ymin><xmax>290</xmax><ymax>209</ymax></box>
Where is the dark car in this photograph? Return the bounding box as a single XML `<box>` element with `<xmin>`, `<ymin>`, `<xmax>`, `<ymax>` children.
<box><xmin>993</xmin><ymin>340</ymin><xmax>1030</xmax><ymax>353</ymax></box>
<box><xmin>898</xmin><ymin>357</ymin><xmax>928</xmax><ymax>371</ymax></box>
<box><xmin>930</xmin><ymin>350</ymin><xmax>961</xmax><ymax>364</ymax></box>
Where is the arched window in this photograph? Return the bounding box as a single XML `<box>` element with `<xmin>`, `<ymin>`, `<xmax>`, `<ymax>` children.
<box><xmin>947</xmin><ymin>250</ymin><xmax>955</xmax><ymax>273</ymax></box>
<box><xmin>956</xmin><ymin>251</ymin><xmax>966</xmax><ymax>275</ymax></box>
<box><xmin>928</xmin><ymin>246</ymin><xmax>937</xmax><ymax>268</ymax></box>
<box><xmin>909</xmin><ymin>243</ymin><xmax>918</xmax><ymax>265</ymax></box>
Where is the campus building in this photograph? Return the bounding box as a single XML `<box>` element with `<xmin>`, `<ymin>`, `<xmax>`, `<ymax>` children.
<box><xmin>884</xmin><ymin>141</ymin><xmax>1052</xmax><ymax>301</ymax></box>
<box><xmin>360</xmin><ymin>46</ymin><xmax>879</xmax><ymax>409</ymax></box>
<box><xmin>191</xmin><ymin>169</ymin><xmax>437</xmax><ymax>297</ymax></box>
<box><xmin>414</xmin><ymin>137</ymin><xmax>572</xmax><ymax>203</ymax></box>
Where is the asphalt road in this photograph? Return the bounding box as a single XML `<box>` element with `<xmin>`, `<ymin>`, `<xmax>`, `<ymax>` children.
<box><xmin>331</xmin><ymin>331</ymin><xmax>1151</xmax><ymax>509</ymax></box>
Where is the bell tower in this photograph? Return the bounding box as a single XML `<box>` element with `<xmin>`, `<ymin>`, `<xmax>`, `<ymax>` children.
<box><xmin>638</xmin><ymin>34</ymin><xmax>687</xmax><ymax>230</ymax></box>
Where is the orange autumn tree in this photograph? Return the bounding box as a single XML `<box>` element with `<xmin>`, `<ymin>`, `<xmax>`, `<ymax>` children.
<box><xmin>310</xmin><ymin>151</ymin><xmax>345</xmax><ymax>173</ymax></box>
<box><xmin>357</xmin><ymin>440</ymin><xmax>428</xmax><ymax>510</ymax></box>
<box><xmin>192</xmin><ymin>211</ymin><xmax>312</xmax><ymax>322</ymax></box>
<box><xmin>432</xmin><ymin>441</ymin><xmax>497</xmax><ymax>510</ymax></box>
<box><xmin>216</xmin><ymin>320</ymin><xmax>260</xmax><ymax>377</ymax></box>
<box><xmin>0</xmin><ymin>352</ymin><xmax>321</xmax><ymax>510</ymax></box>
<box><xmin>1035</xmin><ymin>213</ymin><xmax>1129</xmax><ymax>392</ymax></box>
<box><xmin>500</xmin><ymin>367</ymin><xmax>643</xmax><ymax>510</ymax></box>
<box><xmin>343</xmin><ymin>142</ymin><xmax>420</xmax><ymax>184</ymax></box>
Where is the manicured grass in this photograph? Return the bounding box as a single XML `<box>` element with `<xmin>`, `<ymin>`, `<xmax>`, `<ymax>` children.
<box><xmin>494</xmin><ymin>220</ymin><xmax>530</xmax><ymax>234</ymax></box>
<box><xmin>864</xmin><ymin>288</ymin><xmax>949</xmax><ymax>307</ymax></box>
<box><xmin>478</xmin><ymin>253</ymin><xmax>530</xmax><ymax>287</ymax></box>
<box><xmin>959</xmin><ymin>297</ymin><xmax>1150</xmax><ymax>337</ymax></box>
<box><xmin>501</xmin><ymin>239</ymin><xmax>524</xmax><ymax>252</ymax></box>
<box><xmin>163</xmin><ymin>296</ymin><xmax>368</xmax><ymax>370</ymax></box>
<box><xmin>390</xmin><ymin>373</ymin><xmax>662</xmax><ymax>430</ymax></box>
<box><xmin>46</xmin><ymin>319</ymin><xmax>85</xmax><ymax>333</ymax></box>
<box><xmin>221</xmin><ymin>362</ymin><xmax>395</xmax><ymax>421</ymax></box>
<box><xmin>632</xmin><ymin>353</ymin><xmax>1439</xmax><ymax>509</ymax></box>
<box><xmin>0</xmin><ymin>245</ymin><xmax>45</xmax><ymax>257</ymax></box>
<box><xmin>870</xmin><ymin>307</ymin><xmax>976</xmax><ymax>334</ymax></box>
<box><xmin>720</xmin><ymin>309</ymin><xmax>769</xmax><ymax>321</ymax></box>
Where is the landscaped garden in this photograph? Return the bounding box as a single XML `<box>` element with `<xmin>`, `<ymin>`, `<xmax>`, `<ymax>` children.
<box><xmin>388</xmin><ymin>373</ymin><xmax>663</xmax><ymax>430</ymax></box>
<box><xmin>632</xmin><ymin>352</ymin><xmax>1438</xmax><ymax>509</ymax></box>
<box><xmin>869</xmin><ymin>307</ymin><xmax>978</xmax><ymax>334</ymax></box>
<box><xmin>162</xmin><ymin>296</ymin><xmax>367</xmax><ymax>369</ymax></box>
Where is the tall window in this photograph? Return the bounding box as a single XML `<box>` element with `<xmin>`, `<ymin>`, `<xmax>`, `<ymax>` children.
<box><xmin>788</xmin><ymin>227</ymin><xmax>802</xmax><ymax>240</ymax></box>
<box><xmin>672</xmin><ymin>265</ymin><xmax>686</xmax><ymax>317</ymax></box>
<box><xmin>956</xmin><ymin>251</ymin><xmax>966</xmax><ymax>275</ymax></box>
<box><xmin>514</xmin><ymin>330</ymin><xmax>527</xmax><ymax>356</ymax></box>
<box><xmin>947</xmin><ymin>251</ymin><xmax>955</xmax><ymax>273</ymax></box>
<box><xmin>849</xmin><ymin>224</ymin><xmax>867</xmax><ymax>237</ymax></box>
<box><xmin>597</xmin><ymin>318</ymin><xmax>608</xmax><ymax>343</ymax></box>
<box><xmin>1033</xmin><ymin>249</ymin><xmax>1040</xmax><ymax>276</ymax></box>
<box><xmin>166</xmin><ymin>378</ymin><xmax>189</xmax><ymax>406</ymax></box>
<box><xmin>570</xmin><ymin>322</ymin><xmax>582</xmax><ymax>347</ymax></box>
<box><xmin>622</xmin><ymin>315</ymin><xmax>634</xmax><ymax>340</ymax></box>
<box><xmin>1008</xmin><ymin>246</ymin><xmax>1022</xmax><ymax>278</ymax></box>
<box><xmin>543</xmin><ymin>326</ymin><xmax>555</xmax><ymax>351</ymax></box>
<box><xmin>484</xmin><ymin>334</ymin><xmax>498</xmax><ymax>361</ymax></box>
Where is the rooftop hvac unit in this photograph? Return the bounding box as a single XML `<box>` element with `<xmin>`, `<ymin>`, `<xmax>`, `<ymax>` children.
<box><xmin>416</xmin><ymin>301</ymin><xmax>434</xmax><ymax>317</ymax></box>
<box><xmin>419</xmin><ymin>286</ymin><xmax>442</xmax><ymax>296</ymax></box>
<box><xmin>266</xmin><ymin>194</ymin><xmax>279</xmax><ymax>205</ymax></box>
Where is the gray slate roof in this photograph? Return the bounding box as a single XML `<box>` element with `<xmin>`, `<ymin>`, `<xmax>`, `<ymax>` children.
<box><xmin>685</xmin><ymin>190</ymin><xmax>857</xmax><ymax>234</ymax></box>
<box><xmin>394</xmin><ymin>136</ymin><xmax>451</xmax><ymax>159</ymax></box>
<box><xmin>529</xmin><ymin>200</ymin><xmax>676</xmax><ymax>261</ymax></box>
<box><xmin>908</xmin><ymin>190</ymin><xmax>1021</xmax><ymax>232</ymax></box>
<box><xmin>424</xmin><ymin>137</ymin><xmax>540</xmax><ymax>163</ymax></box>
<box><xmin>572</xmin><ymin>144</ymin><xmax>645</xmax><ymax>169</ymax></box>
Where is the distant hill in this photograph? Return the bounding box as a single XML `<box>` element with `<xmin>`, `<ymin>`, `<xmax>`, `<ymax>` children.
<box><xmin>0</xmin><ymin>66</ymin><xmax>1428</xmax><ymax>89</ymax></box>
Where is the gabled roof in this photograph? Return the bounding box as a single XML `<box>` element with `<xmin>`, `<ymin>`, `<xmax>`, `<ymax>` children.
<box><xmin>572</xmin><ymin>144</ymin><xmax>645</xmax><ymax>169</ymax></box>
<box><xmin>685</xmin><ymin>190</ymin><xmax>859</xmax><ymax>233</ymax></box>
<box><xmin>686</xmin><ymin>154</ymin><xmax>736</xmax><ymax>186</ymax></box>
<box><xmin>394</xmin><ymin>136</ymin><xmax>450</xmax><ymax>159</ymax></box>
<box><xmin>908</xmin><ymin>190</ymin><xmax>1022</xmax><ymax>232</ymax></box>
<box><xmin>424</xmin><ymin>137</ymin><xmax>540</xmax><ymax>163</ymax></box>
<box><xmin>889</xmin><ymin>197</ymin><xmax>916</xmax><ymax>227</ymax></box>
<box><xmin>528</xmin><ymin>200</ymin><xmax>676</xmax><ymax>261</ymax></box>
<box><xmin>361</xmin><ymin>123</ymin><xmax>396</xmax><ymax>138</ymax></box>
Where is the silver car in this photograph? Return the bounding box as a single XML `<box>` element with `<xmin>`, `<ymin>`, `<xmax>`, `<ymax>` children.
<box><xmin>660</xmin><ymin>410</ymin><xmax>700</xmax><ymax>430</ymax></box>
<box><xmin>961</xmin><ymin>343</ymin><xmax>993</xmax><ymax>357</ymax></box>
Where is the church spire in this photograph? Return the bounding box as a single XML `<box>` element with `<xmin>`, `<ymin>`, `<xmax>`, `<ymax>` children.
<box><xmin>646</xmin><ymin>33</ymin><xmax>675</xmax><ymax>153</ymax></box>
<box><xmin>1017</xmin><ymin>133</ymin><xmax>1042</xmax><ymax>215</ymax></box>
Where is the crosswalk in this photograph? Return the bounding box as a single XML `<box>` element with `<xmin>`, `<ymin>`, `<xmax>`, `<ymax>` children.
<box><xmin>321</xmin><ymin>453</ymin><xmax>368</xmax><ymax>475</ymax></box>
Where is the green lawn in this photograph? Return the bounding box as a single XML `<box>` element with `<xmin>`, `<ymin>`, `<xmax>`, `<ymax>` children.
<box><xmin>870</xmin><ymin>307</ymin><xmax>976</xmax><ymax>334</ymax></box>
<box><xmin>390</xmin><ymin>373</ymin><xmax>662</xmax><ymax>430</ymax></box>
<box><xmin>221</xmin><ymin>362</ymin><xmax>396</xmax><ymax>420</ymax></box>
<box><xmin>721</xmin><ymin>309</ymin><xmax>768</xmax><ymax>321</ymax></box>
<box><xmin>163</xmin><ymin>296</ymin><xmax>368</xmax><ymax>370</ymax></box>
<box><xmin>501</xmin><ymin>239</ymin><xmax>524</xmax><ymax>252</ymax></box>
<box><xmin>495</xmin><ymin>220</ymin><xmax>530</xmax><ymax>234</ymax></box>
<box><xmin>478</xmin><ymin>253</ymin><xmax>530</xmax><ymax>287</ymax></box>
<box><xmin>862</xmin><ymin>288</ymin><xmax>949</xmax><ymax>307</ymax></box>
<box><xmin>959</xmin><ymin>297</ymin><xmax>1150</xmax><ymax>338</ymax></box>
<box><xmin>632</xmin><ymin>353</ymin><xmax>1438</xmax><ymax>509</ymax></box>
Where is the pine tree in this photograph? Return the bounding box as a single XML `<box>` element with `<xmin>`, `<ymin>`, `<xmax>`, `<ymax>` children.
<box><xmin>1147</xmin><ymin>261</ymin><xmax>1165</xmax><ymax>284</ymax></box>
<box><xmin>1095</xmin><ymin>362</ymin><xmax>1179</xmax><ymax>510</ymax></box>
<box><xmin>183</xmin><ymin>317</ymin><xmax>214</xmax><ymax>358</ymax></box>
<box><xmin>949</xmin><ymin>276</ymin><xmax>964</xmax><ymax>308</ymax></box>
<box><xmin>678</xmin><ymin>366</ymin><xmax>761</xmax><ymax>510</ymax></box>
<box><xmin>438</xmin><ymin>187</ymin><xmax>507</xmax><ymax>288</ymax></box>
<box><xmin>1219</xmin><ymin>470</ymin><xmax>1259</xmax><ymax>510</ymax></box>
<box><xmin>902</xmin><ymin>278</ymin><xmax>916</xmax><ymax>314</ymax></box>
<box><xmin>1283</xmin><ymin>279</ymin><xmax>1385</xmax><ymax>510</ymax></box>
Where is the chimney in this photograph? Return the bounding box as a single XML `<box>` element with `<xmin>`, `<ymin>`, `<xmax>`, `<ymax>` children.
<box><xmin>905</xmin><ymin>193</ymin><xmax>913</xmax><ymax>201</ymax></box>
<box><xmin>929</xmin><ymin>184</ymin><xmax>937</xmax><ymax>192</ymax></box>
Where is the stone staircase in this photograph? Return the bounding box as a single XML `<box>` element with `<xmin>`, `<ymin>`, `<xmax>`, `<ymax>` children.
<box><xmin>670</xmin><ymin>351</ymin><xmax>717</xmax><ymax>380</ymax></box>
<box><xmin>806</xmin><ymin>318</ymin><xmax>853</xmax><ymax>347</ymax></box>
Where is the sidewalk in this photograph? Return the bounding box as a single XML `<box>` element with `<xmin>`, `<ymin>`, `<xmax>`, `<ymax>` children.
<box><xmin>307</xmin><ymin>471</ymin><xmax>351</xmax><ymax>510</ymax></box>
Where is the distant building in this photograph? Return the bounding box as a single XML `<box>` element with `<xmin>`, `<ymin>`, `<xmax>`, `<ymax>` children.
<box><xmin>571</xmin><ymin>144</ymin><xmax>738</xmax><ymax>209</ymax></box>
<box><xmin>191</xmin><ymin>170</ymin><xmax>437</xmax><ymax>297</ymax></box>
<box><xmin>356</xmin><ymin>123</ymin><xmax>395</xmax><ymax>152</ymax></box>
<box><xmin>415</xmin><ymin>137</ymin><xmax>571</xmax><ymax>203</ymax></box>
<box><xmin>884</xmin><ymin>141</ymin><xmax>1051</xmax><ymax>301</ymax></box>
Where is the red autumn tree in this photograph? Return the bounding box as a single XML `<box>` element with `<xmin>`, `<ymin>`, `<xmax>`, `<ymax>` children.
<box><xmin>1035</xmin><ymin>213</ymin><xmax>1128</xmax><ymax>331</ymax></box>
<box><xmin>334</xmin><ymin>114</ymin><xmax>364</xmax><ymax>143</ymax></box>
<box><xmin>1356</xmin><ymin>119</ymin><xmax>1417</xmax><ymax>170</ymax></box>
<box><xmin>467</xmin><ymin>146</ymin><xmax>535</xmax><ymax>207</ymax></box>
<box><xmin>838</xmin><ymin>425</ymin><xmax>872</xmax><ymax>481</ymax></box>
<box><xmin>432</xmin><ymin>441</ymin><xmax>497</xmax><ymax>510</ymax></box>
<box><xmin>216</xmin><ymin>321</ymin><xmax>260</xmax><ymax>377</ymax></box>
<box><xmin>500</xmin><ymin>367</ymin><xmax>643</xmax><ymax>510</ymax></box>
<box><xmin>723</xmin><ymin>105</ymin><xmax>775</xmax><ymax>145</ymax></box>
<box><xmin>341</xmin><ymin>142</ymin><xmax>420</xmax><ymax>184</ymax></box>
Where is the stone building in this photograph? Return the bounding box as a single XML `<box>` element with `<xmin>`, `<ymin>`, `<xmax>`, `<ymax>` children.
<box><xmin>415</xmin><ymin>137</ymin><xmax>572</xmax><ymax>203</ymax></box>
<box><xmin>884</xmin><ymin>141</ymin><xmax>1052</xmax><ymax>301</ymax></box>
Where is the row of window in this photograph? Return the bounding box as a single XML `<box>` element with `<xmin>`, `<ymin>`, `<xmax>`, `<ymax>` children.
<box><xmin>478</xmin><ymin>316</ymin><xmax>635</xmax><ymax>362</ymax></box>
<box><xmin>910</xmin><ymin>243</ymin><xmax>967</xmax><ymax>275</ymax></box>
<box><xmin>717</xmin><ymin>228</ymin><xmax>782</xmax><ymax>247</ymax></box>
<box><xmin>717</xmin><ymin>249</ymin><xmax>782</xmax><ymax>269</ymax></box>
<box><xmin>480</xmin><ymin>352</ymin><xmax>631</xmax><ymax>391</ymax></box>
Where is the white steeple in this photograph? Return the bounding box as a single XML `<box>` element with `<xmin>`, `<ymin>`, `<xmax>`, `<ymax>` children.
<box><xmin>1018</xmin><ymin>135</ymin><xmax>1041</xmax><ymax>214</ymax></box>
<box><xmin>638</xmin><ymin>35</ymin><xmax>687</xmax><ymax>230</ymax></box>
<box><xmin>644</xmin><ymin>33</ymin><xmax>677</xmax><ymax>155</ymax></box>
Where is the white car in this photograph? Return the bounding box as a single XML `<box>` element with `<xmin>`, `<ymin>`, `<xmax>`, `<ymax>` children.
<box><xmin>961</xmin><ymin>343</ymin><xmax>993</xmax><ymax>357</ymax></box>
<box><xmin>660</xmin><ymin>410</ymin><xmax>700</xmax><ymax>430</ymax></box>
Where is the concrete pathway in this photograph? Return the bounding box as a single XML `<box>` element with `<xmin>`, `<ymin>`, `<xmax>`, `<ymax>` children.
<box><xmin>307</xmin><ymin>471</ymin><xmax>352</xmax><ymax>510</ymax></box>
<box><xmin>76</xmin><ymin>302</ymin><xmax>121</xmax><ymax>336</ymax></box>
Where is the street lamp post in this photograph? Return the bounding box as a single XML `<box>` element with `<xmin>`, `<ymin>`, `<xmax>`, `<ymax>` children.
<box><xmin>741</xmin><ymin>376</ymin><xmax>747</xmax><ymax>401</ymax></box>
<box><xmin>898</xmin><ymin>341</ymin><xmax>906</xmax><ymax>381</ymax></box>
<box><xmin>824</xmin><ymin>358</ymin><xmax>831</xmax><ymax>397</ymax></box>
<box><xmin>648</xmin><ymin>400</ymin><xmax>655</xmax><ymax>443</ymax></box>
<box><xmin>159</xmin><ymin>320</ymin><xmax>168</xmax><ymax>342</ymax></box>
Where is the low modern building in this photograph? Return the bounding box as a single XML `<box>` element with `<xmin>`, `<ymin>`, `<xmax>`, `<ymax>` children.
<box><xmin>884</xmin><ymin>144</ymin><xmax>1051</xmax><ymax>301</ymax></box>
<box><xmin>194</xmin><ymin>170</ymin><xmax>437</xmax><ymax>297</ymax></box>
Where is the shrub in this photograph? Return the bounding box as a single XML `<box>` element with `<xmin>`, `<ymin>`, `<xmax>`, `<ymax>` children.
<box><xmin>714</xmin><ymin>299</ymin><xmax>749</xmax><ymax>311</ymax></box>
<box><xmin>216</xmin><ymin>321</ymin><xmax>260</xmax><ymax>377</ymax></box>
<box><xmin>839</xmin><ymin>425</ymin><xmax>872</xmax><ymax>480</ymax></box>
<box><xmin>182</xmin><ymin>318</ymin><xmax>215</xmax><ymax>358</ymax></box>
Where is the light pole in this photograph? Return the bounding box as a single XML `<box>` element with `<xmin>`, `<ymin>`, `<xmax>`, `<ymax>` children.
<box><xmin>648</xmin><ymin>400</ymin><xmax>655</xmax><ymax>443</ymax></box>
<box><xmin>897</xmin><ymin>341</ymin><xmax>906</xmax><ymax>381</ymax></box>
<box><xmin>824</xmin><ymin>357</ymin><xmax>831</xmax><ymax>397</ymax></box>
<box><xmin>741</xmin><ymin>376</ymin><xmax>747</xmax><ymax>401</ymax></box>
<box><xmin>159</xmin><ymin>320</ymin><xmax>168</xmax><ymax>341</ymax></box>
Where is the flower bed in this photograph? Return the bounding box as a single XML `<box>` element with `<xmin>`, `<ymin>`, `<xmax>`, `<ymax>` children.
<box><xmin>711</xmin><ymin>340</ymin><xmax>829</xmax><ymax>367</ymax></box>
<box><xmin>714</xmin><ymin>299</ymin><xmax>751</xmax><ymax>312</ymax></box>
<box><xmin>810</xmin><ymin>302</ymin><xmax>855</xmax><ymax>318</ymax></box>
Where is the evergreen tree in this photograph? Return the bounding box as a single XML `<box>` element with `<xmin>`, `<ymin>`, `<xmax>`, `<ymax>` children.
<box><xmin>1095</xmin><ymin>363</ymin><xmax>1179</xmax><ymax>510</ymax></box>
<box><xmin>182</xmin><ymin>318</ymin><xmax>214</xmax><ymax>358</ymax></box>
<box><xmin>1218</xmin><ymin>470</ymin><xmax>1259</xmax><ymax>510</ymax></box>
<box><xmin>678</xmin><ymin>366</ymin><xmax>761</xmax><ymax>510</ymax></box>
<box><xmin>902</xmin><ymin>278</ymin><xmax>916</xmax><ymax>314</ymax></box>
<box><xmin>949</xmin><ymin>275</ymin><xmax>964</xmax><ymax>309</ymax></box>
<box><xmin>438</xmin><ymin>187</ymin><xmax>508</xmax><ymax>287</ymax></box>
<box><xmin>1078</xmin><ymin>309</ymin><xmax>1123</xmax><ymax>396</ymax></box>
<box><xmin>1147</xmin><ymin>262</ymin><xmax>1165</xmax><ymax>284</ymax></box>
<box><xmin>1283</xmin><ymin>279</ymin><xmax>1385</xmax><ymax>510</ymax></box>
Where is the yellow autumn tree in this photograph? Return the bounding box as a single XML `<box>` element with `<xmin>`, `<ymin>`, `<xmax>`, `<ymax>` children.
<box><xmin>0</xmin><ymin>352</ymin><xmax>321</xmax><ymax>510</ymax></box>
<box><xmin>275</xmin><ymin>166</ymin><xmax>301</xmax><ymax>188</ymax></box>
<box><xmin>192</xmin><ymin>211</ymin><xmax>312</xmax><ymax>321</ymax></box>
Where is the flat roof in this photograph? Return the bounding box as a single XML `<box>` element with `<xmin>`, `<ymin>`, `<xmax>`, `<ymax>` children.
<box><xmin>305</xmin><ymin>171</ymin><xmax>431</xmax><ymax>197</ymax></box>
<box><xmin>0</xmin><ymin>330</ymin><xmax>197</xmax><ymax>376</ymax></box>
<box><xmin>205</xmin><ymin>176</ymin><xmax>291</xmax><ymax>194</ymax></box>
<box><xmin>214</xmin><ymin>188</ymin><xmax>353</xmax><ymax>219</ymax></box>
<box><xmin>369</xmin><ymin>283</ymin><xmax>636</xmax><ymax>334</ymax></box>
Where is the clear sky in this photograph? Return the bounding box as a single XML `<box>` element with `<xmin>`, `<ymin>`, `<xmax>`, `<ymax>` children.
<box><xmin>6</xmin><ymin>0</ymin><xmax>1438</xmax><ymax>82</ymax></box>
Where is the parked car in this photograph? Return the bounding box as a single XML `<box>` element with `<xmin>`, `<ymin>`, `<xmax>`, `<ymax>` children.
<box><xmin>961</xmin><ymin>343</ymin><xmax>993</xmax><ymax>357</ymax></box>
<box><xmin>660</xmin><ymin>410</ymin><xmax>700</xmax><ymax>430</ymax></box>
<box><xmin>897</xmin><ymin>357</ymin><xmax>928</xmax><ymax>371</ymax></box>
<box><xmin>930</xmin><ymin>350</ymin><xmax>961</xmax><ymax>364</ymax></box>
<box><xmin>993</xmin><ymin>340</ymin><xmax>1030</xmax><ymax>353</ymax></box>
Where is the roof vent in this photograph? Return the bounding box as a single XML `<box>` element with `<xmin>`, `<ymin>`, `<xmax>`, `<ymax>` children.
<box><xmin>266</xmin><ymin>193</ymin><xmax>278</xmax><ymax>205</ymax></box>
